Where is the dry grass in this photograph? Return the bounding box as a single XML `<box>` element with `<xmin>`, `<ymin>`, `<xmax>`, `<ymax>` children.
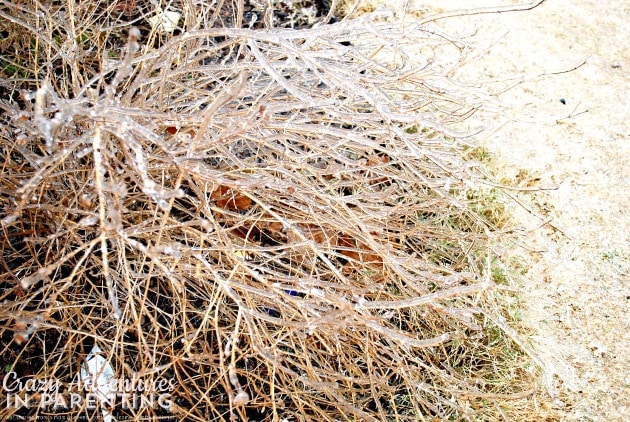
<box><xmin>0</xmin><ymin>1</ymin><xmax>555</xmax><ymax>420</ymax></box>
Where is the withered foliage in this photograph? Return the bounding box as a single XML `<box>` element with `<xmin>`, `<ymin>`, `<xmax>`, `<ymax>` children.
<box><xmin>0</xmin><ymin>1</ymin><xmax>544</xmax><ymax>420</ymax></box>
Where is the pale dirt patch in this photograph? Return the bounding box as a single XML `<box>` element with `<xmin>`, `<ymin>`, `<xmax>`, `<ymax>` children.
<box><xmin>350</xmin><ymin>0</ymin><xmax>628</xmax><ymax>419</ymax></box>
<box><xmin>417</xmin><ymin>1</ymin><xmax>629</xmax><ymax>420</ymax></box>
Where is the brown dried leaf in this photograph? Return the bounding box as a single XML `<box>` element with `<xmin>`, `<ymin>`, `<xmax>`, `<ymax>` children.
<box><xmin>211</xmin><ymin>186</ymin><xmax>252</xmax><ymax>211</ymax></box>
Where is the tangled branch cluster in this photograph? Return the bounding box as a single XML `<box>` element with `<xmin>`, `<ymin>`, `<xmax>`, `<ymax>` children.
<box><xmin>1</xmin><ymin>3</ymin><xmax>537</xmax><ymax>420</ymax></box>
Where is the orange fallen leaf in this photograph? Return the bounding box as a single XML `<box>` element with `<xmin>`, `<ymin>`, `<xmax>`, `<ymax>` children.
<box><xmin>211</xmin><ymin>186</ymin><xmax>252</xmax><ymax>211</ymax></box>
<box><xmin>338</xmin><ymin>235</ymin><xmax>382</xmax><ymax>268</ymax></box>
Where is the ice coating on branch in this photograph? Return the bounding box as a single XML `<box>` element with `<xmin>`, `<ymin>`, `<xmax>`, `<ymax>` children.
<box><xmin>21</xmin><ymin>267</ymin><xmax>50</xmax><ymax>289</ymax></box>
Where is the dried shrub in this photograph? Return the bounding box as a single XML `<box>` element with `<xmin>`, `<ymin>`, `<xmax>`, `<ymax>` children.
<box><xmin>0</xmin><ymin>1</ymin><xmax>549</xmax><ymax>420</ymax></box>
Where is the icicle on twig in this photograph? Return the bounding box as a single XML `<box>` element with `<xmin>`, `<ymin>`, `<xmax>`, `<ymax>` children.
<box><xmin>105</xmin><ymin>27</ymin><xmax>141</xmax><ymax>103</ymax></box>
<box><xmin>93</xmin><ymin>125</ymin><xmax>121</xmax><ymax>318</ymax></box>
<box><xmin>226</xmin><ymin>310</ymin><xmax>250</xmax><ymax>408</ymax></box>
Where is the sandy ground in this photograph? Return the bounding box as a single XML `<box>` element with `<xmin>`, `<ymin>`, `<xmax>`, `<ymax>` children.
<box><xmin>406</xmin><ymin>0</ymin><xmax>629</xmax><ymax>420</ymax></box>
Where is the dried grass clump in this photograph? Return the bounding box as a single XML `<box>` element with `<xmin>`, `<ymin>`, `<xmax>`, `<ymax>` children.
<box><xmin>1</xmin><ymin>2</ymin><xmax>544</xmax><ymax>420</ymax></box>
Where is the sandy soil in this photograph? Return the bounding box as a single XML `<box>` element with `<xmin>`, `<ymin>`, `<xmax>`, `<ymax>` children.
<box><xmin>409</xmin><ymin>0</ymin><xmax>629</xmax><ymax>420</ymax></box>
